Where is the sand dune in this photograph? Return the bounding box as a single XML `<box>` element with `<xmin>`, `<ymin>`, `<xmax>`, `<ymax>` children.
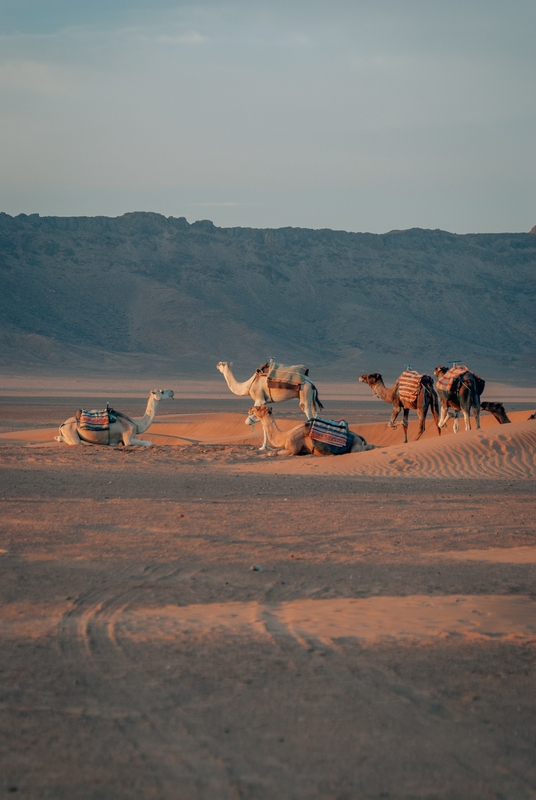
<box><xmin>1</xmin><ymin>409</ymin><xmax>534</xmax><ymax>479</ymax></box>
<box><xmin>251</xmin><ymin>418</ymin><xmax>536</xmax><ymax>480</ymax></box>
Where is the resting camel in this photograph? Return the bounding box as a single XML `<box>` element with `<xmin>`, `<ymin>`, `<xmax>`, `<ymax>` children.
<box><xmin>246</xmin><ymin>404</ymin><xmax>374</xmax><ymax>456</ymax></box>
<box><xmin>434</xmin><ymin>366</ymin><xmax>483</xmax><ymax>432</ymax></box>
<box><xmin>54</xmin><ymin>389</ymin><xmax>174</xmax><ymax>446</ymax></box>
<box><xmin>217</xmin><ymin>361</ymin><xmax>323</xmax><ymax>450</ymax></box>
<box><xmin>359</xmin><ymin>372</ymin><xmax>440</xmax><ymax>444</ymax></box>
<box><xmin>481</xmin><ymin>401</ymin><xmax>511</xmax><ymax>424</ymax></box>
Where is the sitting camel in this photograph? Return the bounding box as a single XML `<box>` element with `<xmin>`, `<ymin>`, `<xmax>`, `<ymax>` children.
<box><xmin>246</xmin><ymin>404</ymin><xmax>374</xmax><ymax>456</ymax></box>
<box><xmin>481</xmin><ymin>401</ymin><xmax>511</xmax><ymax>424</ymax></box>
<box><xmin>434</xmin><ymin>366</ymin><xmax>483</xmax><ymax>432</ymax></box>
<box><xmin>54</xmin><ymin>389</ymin><xmax>174</xmax><ymax>446</ymax></box>
<box><xmin>217</xmin><ymin>361</ymin><xmax>323</xmax><ymax>450</ymax></box>
<box><xmin>359</xmin><ymin>372</ymin><xmax>440</xmax><ymax>444</ymax></box>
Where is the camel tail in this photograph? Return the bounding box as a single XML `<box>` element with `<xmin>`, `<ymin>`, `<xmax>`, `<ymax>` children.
<box><xmin>468</xmin><ymin>374</ymin><xmax>481</xmax><ymax>412</ymax></box>
<box><xmin>313</xmin><ymin>385</ymin><xmax>324</xmax><ymax>411</ymax></box>
<box><xmin>422</xmin><ymin>375</ymin><xmax>439</xmax><ymax>415</ymax></box>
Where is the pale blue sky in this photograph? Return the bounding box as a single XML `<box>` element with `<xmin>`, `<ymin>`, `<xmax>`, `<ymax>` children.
<box><xmin>1</xmin><ymin>0</ymin><xmax>535</xmax><ymax>232</ymax></box>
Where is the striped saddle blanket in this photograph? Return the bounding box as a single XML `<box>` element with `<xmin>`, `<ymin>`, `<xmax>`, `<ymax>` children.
<box><xmin>266</xmin><ymin>362</ymin><xmax>309</xmax><ymax>389</ymax></box>
<box><xmin>309</xmin><ymin>417</ymin><xmax>349</xmax><ymax>449</ymax></box>
<box><xmin>436</xmin><ymin>365</ymin><xmax>469</xmax><ymax>394</ymax></box>
<box><xmin>75</xmin><ymin>408</ymin><xmax>116</xmax><ymax>431</ymax></box>
<box><xmin>396</xmin><ymin>370</ymin><xmax>423</xmax><ymax>404</ymax></box>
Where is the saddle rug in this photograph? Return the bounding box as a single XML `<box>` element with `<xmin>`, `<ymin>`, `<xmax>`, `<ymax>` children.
<box><xmin>436</xmin><ymin>365</ymin><xmax>469</xmax><ymax>394</ymax></box>
<box><xmin>396</xmin><ymin>370</ymin><xmax>423</xmax><ymax>404</ymax></box>
<box><xmin>309</xmin><ymin>417</ymin><xmax>349</xmax><ymax>449</ymax></box>
<box><xmin>75</xmin><ymin>408</ymin><xmax>116</xmax><ymax>431</ymax></box>
<box><xmin>263</xmin><ymin>362</ymin><xmax>309</xmax><ymax>386</ymax></box>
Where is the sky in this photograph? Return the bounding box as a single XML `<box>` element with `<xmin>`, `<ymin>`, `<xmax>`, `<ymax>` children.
<box><xmin>0</xmin><ymin>0</ymin><xmax>535</xmax><ymax>233</ymax></box>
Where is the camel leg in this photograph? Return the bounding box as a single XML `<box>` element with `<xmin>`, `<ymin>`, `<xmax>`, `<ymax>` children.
<box><xmin>415</xmin><ymin>409</ymin><xmax>426</xmax><ymax>441</ymax></box>
<box><xmin>474</xmin><ymin>408</ymin><xmax>481</xmax><ymax>429</ymax></box>
<box><xmin>122</xmin><ymin>430</ymin><xmax>153</xmax><ymax>446</ymax></box>
<box><xmin>462</xmin><ymin>409</ymin><xmax>471</xmax><ymax>431</ymax></box>
<box><xmin>252</xmin><ymin>404</ymin><xmax>274</xmax><ymax>450</ymax></box>
<box><xmin>299</xmin><ymin>390</ymin><xmax>314</xmax><ymax>420</ymax></box>
<box><xmin>452</xmin><ymin>412</ymin><xmax>460</xmax><ymax>433</ymax></box>
<box><xmin>54</xmin><ymin>423</ymin><xmax>82</xmax><ymax>446</ymax></box>
<box><xmin>388</xmin><ymin>404</ymin><xmax>402</xmax><ymax>429</ymax></box>
<box><xmin>401</xmin><ymin>408</ymin><xmax>409</xmax><ymax>444</ymax></box>
<box><xmin>432</xmin><ymin>407</ymin><xmax>441</xmax><ymax>437</ymax></box>
<box><xmin>349</xmin><ymin>434</ymin><xmax>375</xmax><ymax>452</ymax></box>
<box><xmin>438</xmin><ymin>406</ymin><xmax>450</xmax><ymax>429</ymax></box>
<box><xmin>258</xmin><ymin>428</ymin><xmax>270</xmax><ymax>451</ymax></box>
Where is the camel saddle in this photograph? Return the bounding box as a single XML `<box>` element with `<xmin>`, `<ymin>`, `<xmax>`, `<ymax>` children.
<box><xmin>307</xmin><ymin>417</ymin><xmax>349</xmax><ymax>454</ymax></box>
<box><xmin>257</xmin><ymin>361</ymin><xmax>309</xmax><ymax>389</ymax></box>
<box><xmin>396</xmin><ymin>370</ymin><xmax>424</xmax><ymax>404</ymax></box>
<box><xmin>75</xmin><ymin>407</ymin><xmax>117</xmax><ymax>430</ymax></box>
<box><xmin>435</xmin><ymin>365</ymin><xmax>470</xmax><ymax>394</ymax></box>
<box><xmin>75</xmin><ymin>406</ymin><xmax>117</xmax><ymax>444</ymax></box>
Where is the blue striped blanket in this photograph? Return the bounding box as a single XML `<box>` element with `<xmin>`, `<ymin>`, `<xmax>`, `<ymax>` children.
<box><xmin>76</xmin><ymin>408</ymin><xmax>116</xmax><ymax>431</ymax></box>
<box><xmin>309</xmin><ymin>418</ymin><xmax>349</xmax><ymax>448</ymax></box>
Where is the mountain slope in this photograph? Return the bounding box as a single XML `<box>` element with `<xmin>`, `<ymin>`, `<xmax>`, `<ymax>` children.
<box><xmin>0</xmin><ymin>212</ymin><xmax>534</xmax><ymax>381</ymax></box>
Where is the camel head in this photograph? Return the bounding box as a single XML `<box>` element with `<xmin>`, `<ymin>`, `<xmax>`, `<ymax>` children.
<box><xmin>359</xmin><ymin>373</ymin><xmax>382</xmax><ymax>387</ymax></box>
<box><xmin>434</xmin><ymin>366</ymin><xmax>448</xmax><ymax>377</ymax></box>
<box><xmin>150</xmin><ymin>389</ymin><xmax>174</xmax><ymax>402</ymax></box>
<box><xmin>481</xmin><ymin>401</ymin><xmax>511</xmax><ymax>424</ymax></box>
<box><xmin>246</xmin><ymin>403</ymin><xmax>271</xmax><ymax>426</ymax></box>
<box><xmin>216</xmin><ymin>361</ymin><xmax>232</xmax><ymax>373</ymax></box>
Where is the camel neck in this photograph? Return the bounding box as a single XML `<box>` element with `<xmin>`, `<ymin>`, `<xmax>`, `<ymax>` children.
<box><xmin>259</xmin><ymin>414</ymin><xmax>288</xmax><ymax>448</ymax></box>
<box><xmin>221</xmin><ymin>366</ymin><xmax>256</xmax><ymax>397</ymax></box>
<box><xmin>134</xmin><ymin>394</ymin><xmax>157</xmax><ymax>433</ymax></box>
<box><xmin>372</xmin><ymin>380</ymin><xmax>396</xmax><ymax>402</ymax></box>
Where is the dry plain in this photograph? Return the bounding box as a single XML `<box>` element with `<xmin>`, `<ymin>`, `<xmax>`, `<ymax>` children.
<box><xmin>0</xmin><ymin>390</ymin><xmax>535</xmax><ymax>800</ymax></box>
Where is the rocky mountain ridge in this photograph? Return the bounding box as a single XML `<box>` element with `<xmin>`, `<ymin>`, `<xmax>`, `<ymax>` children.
<box><xmin>1</xmin><ymin>212</ymin><xmax>534</xmax><ymax>383</ymax></box>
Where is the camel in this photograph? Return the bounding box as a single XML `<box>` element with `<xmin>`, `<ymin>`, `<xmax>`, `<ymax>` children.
<box><xmin>246</xmin><ymin>404</ymin><xmax>374</xmax><ymax>456</ymax></box>
<box><xmin>359</xmin><ymin>372</ymin><xmax>441</xmax><ymax>444</ymax></box>
<box><xmin>217</xmin><ymin>361</ymin><xmax>323</xmax><ymax>450</ymax></box>
<box><xmin>54</xmin><ymin>389</ymin><xmax>174</xmax><ymax>446</ymax></box>
<box><xmin>481</xmin><ymin>401</ymin><xmax>511</xmax><ymax>424</ymax></box>
<box><xmin>434</xmin><ymin>366</ymin><xmax>483</xmax><ymax>433</ymax></box>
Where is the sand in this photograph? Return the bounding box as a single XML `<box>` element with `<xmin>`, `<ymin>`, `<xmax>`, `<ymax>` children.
<box><xmin>1</xmin><ymin>396</ymin><xmax>535</xmax><ymax>798</ymax></box>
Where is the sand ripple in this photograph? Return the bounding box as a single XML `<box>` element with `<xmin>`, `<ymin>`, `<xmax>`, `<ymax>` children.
<box><xmin>245</xmin><ymin>420</ymin><xmax>536</xmax><ymax>479</ymax></box>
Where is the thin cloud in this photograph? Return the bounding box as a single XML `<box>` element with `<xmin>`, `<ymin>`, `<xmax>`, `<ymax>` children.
<box><xmin>158</xmin><ymin>32</ymin><xmax>208</xmax><ymax>45</ymax></box>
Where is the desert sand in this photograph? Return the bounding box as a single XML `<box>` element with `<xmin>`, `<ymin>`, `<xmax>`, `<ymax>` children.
<box><xmin>1</xmin><ymin>394</ymin><xmax>535</xmax><ymax>799</ymax></box>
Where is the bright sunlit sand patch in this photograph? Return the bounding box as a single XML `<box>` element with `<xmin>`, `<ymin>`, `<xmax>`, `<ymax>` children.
<box><xmin>119</xmin><ymin>595</ymin><xmax>536</xmax><ymax>645</ymax></box>
<box><xmin>426</xmin><ymin>546</ymin><xmax>536</xmax><ymax>564</ymax></box>
<box><xmin>0</xmin><ymin>602</ymin><xmax>73</xmax><ymax>638</ymax></box>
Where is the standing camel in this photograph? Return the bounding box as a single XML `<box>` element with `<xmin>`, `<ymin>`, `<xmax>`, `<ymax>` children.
<box><xmin>246</xmin><ymin>404</ymin><xmax>374</xmax><ymax>456</ymax></box>
<box><xmin>359</xmin><ymin>372</ymin><xmax>441</xmax><ymax>444</ymax></box>
<box><xmin>54</xmin><ymin>389</ymin><xmax>174</xmax><ymax>446</ymax></box>
<box><xmin>434</xmin><ymin>366</ymin><xmax>484</xmax><ymax>432</ymax></box>
<box><xmin>217</xmin><ymin>361</ymin><xmax>323</xmax><ymax>450</ymax></box>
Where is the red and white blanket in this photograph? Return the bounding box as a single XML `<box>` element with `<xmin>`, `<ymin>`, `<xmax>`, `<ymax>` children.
<box><xmin>396</xmin><ymin>370</ymin><xmax>423</xmax><ymax>404</ymax></box>
<box><xmin>76</xmin><ymin>409</ymin><xmax>113</xmax><ymax>431</ymax></box>
<box><xmin>436</xmin><ymin>365</ymin><xmax>469</xmax><ymax>394</ymax></box>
